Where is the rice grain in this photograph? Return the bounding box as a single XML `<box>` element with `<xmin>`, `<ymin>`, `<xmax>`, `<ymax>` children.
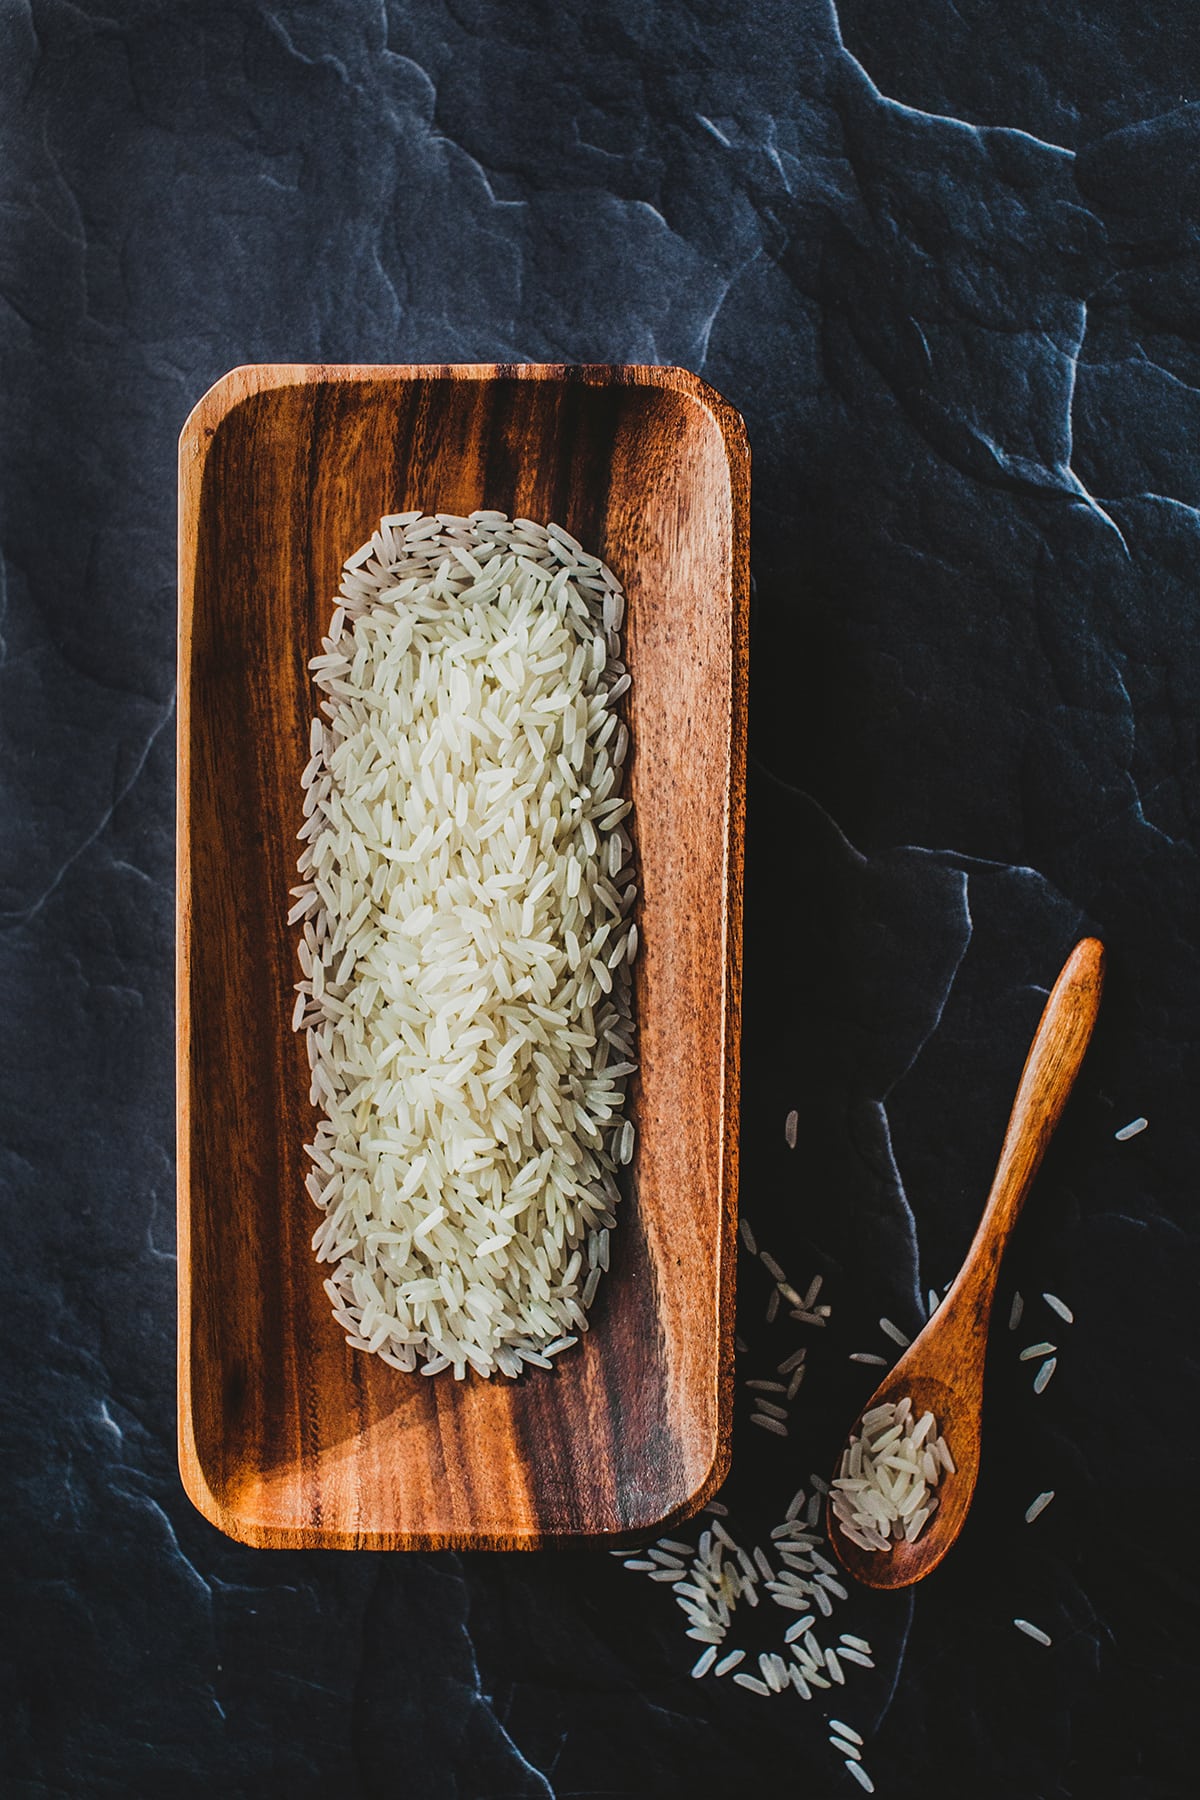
<box><xmin>292</xmin><ymin>512</ymin><xmax>637</xmax><ymax>1378</ymax></box>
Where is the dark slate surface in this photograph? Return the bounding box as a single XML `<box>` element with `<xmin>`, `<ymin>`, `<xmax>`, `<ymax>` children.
<box><xmin>0</xmin><ymin>2</ymin><xmax>1194</xmax><ymax>1795</ymax></box>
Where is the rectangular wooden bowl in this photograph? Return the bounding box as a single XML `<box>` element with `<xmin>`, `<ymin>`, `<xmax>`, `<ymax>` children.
<box><xmin>177</xmin><ymin>362</ymin><xmax>749</xmax><ymax>1549</ymax></box>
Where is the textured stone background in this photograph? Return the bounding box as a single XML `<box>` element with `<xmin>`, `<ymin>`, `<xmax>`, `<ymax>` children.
<box><xmin>0</xmin><ymin>2</ymin><xmax>1194</xmax><ymax>1795</ymax></box>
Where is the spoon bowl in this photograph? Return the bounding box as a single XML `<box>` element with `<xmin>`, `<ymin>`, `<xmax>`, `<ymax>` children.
<box><xmin>827</xmin><ymin>937</ymin><xmax>1106</xmax><ymax>1589</ymax></box>
<box><xmin>826</xmin><ymin>1371</ymin><xmax>975</xmax><ymax>1589</ymax></box>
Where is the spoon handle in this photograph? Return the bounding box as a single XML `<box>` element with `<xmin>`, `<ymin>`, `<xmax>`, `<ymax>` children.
<box><xmin>952</xmin><ymin>937</ymin><xmax>1105</xmax><ymax>1320</ymax></box>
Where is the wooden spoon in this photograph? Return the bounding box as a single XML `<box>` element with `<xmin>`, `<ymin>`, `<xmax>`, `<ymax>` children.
<box><xmin>826</xmin><ymin>936</ymin><xmax>1105</xmax><ymax>1589</ymax></box>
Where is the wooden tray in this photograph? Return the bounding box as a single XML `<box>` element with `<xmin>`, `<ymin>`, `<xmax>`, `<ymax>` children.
<box><xmin>177</xmin><ymin>363</ymin><xmax>749</xmax><ymax>1548</ymax></box>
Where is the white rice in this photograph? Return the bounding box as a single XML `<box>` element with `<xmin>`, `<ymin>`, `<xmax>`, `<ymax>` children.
<box><xmin>292</xmin><ymin>511</ymin><xmax>636</xmax><ymax>1377</ymax></box>
<box><xmin>831</xmin><ymin>1396</ymin><xmax>952</xmax><ymax>1550</ymax></box>
<box><xmin>1042</xmin><ymin>1291</ymin><xmax>1074</xmax><ymax>1324</ymax></box>
<box><xmin>1033</xmin><ymin>1356</ymin><xmax>1057</xmax><ymax>1394</ymax></box>
<box><xmin>1008</xmin><ymin>1290</ymin><xmax>1024</xmax><ymax>1330</ymax></box>
<box><xmin>788</xmin><ymin>1663</ymin><xmax>813</xmax><ymax>1699</ymax></box>
<box><xmin>623</xmin><ymin>1207</ymin><xmax>1068</xmax><ymax>1712</ymax></box>
<box><xmin>759</xmin><ymin>1651</ymin><xmax>785</xmax><ymax>1691</ymax></box>
<box><xmin>784</xmin><ymin>1107</ymin><xmax>799</xmax><ymax>1148</ymax></box>
<box><xmin>1114</xmin><ymin>1116</ymin><xmax>1147</xmax><ymax>1140</ymax></box>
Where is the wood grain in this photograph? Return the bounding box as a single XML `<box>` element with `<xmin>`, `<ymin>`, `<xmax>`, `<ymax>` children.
<box><xmin>828</xmin><ymin>936</ymin><xmax>1105</xmax><ymax>1587</ymax></box>
<box><xmin>177</xmin><ymin>363</ymin><xmax>749</xmax><ymax>1549</ymax></box>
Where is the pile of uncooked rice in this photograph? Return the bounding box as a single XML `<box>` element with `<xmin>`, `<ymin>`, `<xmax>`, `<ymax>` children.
<box><xmin>288</xmin><ymin>509</ymin><xmax>637</xmax><ymax>1380</ymax></box>
<box><xmin>830</xmin><ymin>1397</ymin><xmax>954</xmax><ymax>1550</ymax></box>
